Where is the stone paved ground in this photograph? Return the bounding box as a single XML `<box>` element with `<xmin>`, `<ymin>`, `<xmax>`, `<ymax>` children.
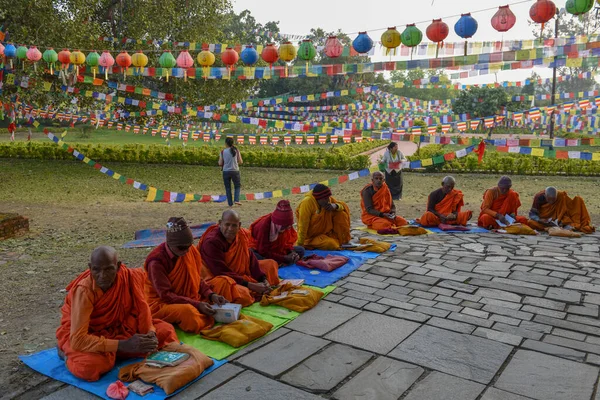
<box><xmin>12</xmin><ymin>226</ymin><xmax>600</xmax><ymax>400</ymax></box>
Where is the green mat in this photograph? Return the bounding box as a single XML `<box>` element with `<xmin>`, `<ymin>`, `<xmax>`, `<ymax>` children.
<box><xmin>176</xmin><ymin>285</ymin><xmax>335</xmax><ymax>360</ymax></box>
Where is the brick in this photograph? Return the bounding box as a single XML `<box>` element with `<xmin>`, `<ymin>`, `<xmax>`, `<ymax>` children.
<box><xmin>523</xmin><ymin>296</ymin><xmax>566</xmax><ymax>311</ymax></box>
<box><xmin>519</xmin><ymin>320</ymin><xmax>552</xmax><ymax>334</ymax></box>
<box><xmin>408</xmin><ymin>298</ymin><xmax>436</xmax><ymax>307</ymax></box>
<box><xmin>521</xmin><ymin>305</ymin><xmax>567</xmax><ymax>319</ymax></box>
<box><xmin>492</xmin><ymin>323</ymin><xmax>544</xmax><ymax>340</ymax></box>
<box><xmin>473</xmin><ymin>327</ymin><xmax>523</xmax><ymax>346</ymax></box>
<box><xmin>385</xmin><ymin>307</ymin><xmax>430</xmax><ymax>323</ymax></box>
<box><xmin>410</xmin><ymin>290</ymin><xmax>437</xmax><ymax>300</ymax></box>
<box><xmin>438</xmin><ymin>280</ymin><xmax>478</xmax><ymax>293</ymax></box>
<box><xmin>482</xmin><ymin>304</ymin><xmax>533</xmax><ymax>321</ymax></box>
<box><xmin>406</xmin><ymin>282</ymin><xmax>433</xmax><ymax>291</ymax></box>
<box><xmin>564</xmin><ymin>281</ymin><xmax>600</xmax><ymax>294</ymax></box>
<box><xmin>325</xmin><ymin>294</ymin><xmax>343</xmax><ymax>302</ymax></box>
<box><xmin>434</xmin><ymin>295</ymin><xmax>462</xmax><ymax>305</ymax></box>
<box><xmin>342</xmin><ymin>290</ymin><xmax>381</xmax><ymax>303</ymax></box>
<box><xmin>427</xmin><ymin>316</ymin><xmax>476</xmax><ymax>334</ymax></box>
<box><xmin>429</xmin><ymin>287</ymin><xmax>455</xmax><ymax>297</ymax></box>
<box><xmin>566</xmin><ymin>315</ymin><xmax>600</xmax><ymax>328</ymax></box>
<box><xmin>453</xmin><ymin>292</ymin><xmax>481</xmax><ymax>302</ymax></box>
<box><xmin>413</xmin><ymin>306</ymin><xmax>449</xmax><ymax>318</ymax></box>
<box><xmin>341</xmin><ymin>282</ymin><xmax>378</xmax><ymax>294</ymax></box>
<box><xmin>339</xmin><ymin>297</ymin><xmax>368</xmax><ymax>309</ymax></box>
<box><xmin>568</xmin><ymin>305</ymin><xmax>599</xmax><ymax>318</ymax></box>
<box><xmin>374</xmin><ymin>289</ymin><xmax>411</xmax><ymax>302</ymax></box>
<box><xmin>544</xmin><ymin>335</ymin><xmax>600</xmax><ymax>355</ymax></box>
<box><xmin>462</xmin><ymin>307</ymin><xmax>490</xmax><ymax>319</ymax></box>
<box><xmin>460</xmin><ymin>301</ymin><xmax>484</xmax><ymax>309</ymax></box>
<box><xmin>534</xmin><ymin>315</ymin><xmax>600</xmax><ymax>336</ymax></box>
<box><xmin>377</xmin><ymin>297</ymin><xmax>416</xmax><ymax>311</ymax></box>
<box><xmin>448</xmin><ymin>312</ymin><xmax>493</xmax><ymax>328</ymax></box>
<box><xmin>469</xmin><ymin>279</ymin><xmax>545</xmax><ymax>297</ymax></box>
<box><xmin>552</xmin><ymin>328</ymin><xmax>586</xmax><ymax>342</ymax></box>
<box><xmin>480</xmin><ymin>297</ymin><xmax>522</xmax><ymax>310</ymax></box>
<box><xmin>369</xmin><ymin>266</ymin><xmax>405</xmax><ymax>279</ymax></box>
<box><xmin>507</xmin><ymin>271</ymin><xmax>564</xmax><ymax>287</ymax></box>
<box><xmin>344</xmin><ymin>276</ymin><xmax>389</xmax><ymax>289</ymax></box>
<box><xmin>522</xmin><ymin>339</ymin><xmax>586</xmax><ymax>362</ymax></box>
<box><xmin>490</xmin><ymin>314</ymin><xmax>521</xmax><ymax>326</ymax></box>
<box><xmin>434</xmin><ymin>302</ymin><xmax>462</xmax><ymax>312</ymax></box>
<box><xmin>363</xmin><ymin>302</ymin><xmax>390</xmax><ymax>314</ymax></box>
<box><xmin>491</xmin><ymin>277</ymin><xmax>547</xmax><ymax>291</ymax></box>
<box><xmin>402</xmin><ymin>274</ymin><xmax>439</xmax><ymax>285</ymax></box>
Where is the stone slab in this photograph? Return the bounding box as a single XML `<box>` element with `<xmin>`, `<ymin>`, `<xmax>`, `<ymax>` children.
<box><xmin>236</xmin><ymin>331</ymin><xmax>329</xmax><ymax>377</ymax></box>
<box><xmin>202</xmin><ymin>370</ymin><xmax>322</xmax><ymax>400</ymax></box>
<box><xmin>403</xmin><ymin>371</ymin><xmax>485</xmax><ymax>400</ymax></box>
<box><xmin>473</xmin><ymin>327</ymin><xmax>523</xmax><ymax>346</ymax></box>
<box><xmin>40</xmin><ymin>386</ymin><xmax>98</xmax><ymax>400</ymax></box>
<box><xmin>325</xmin><ymin>311</ymin><xmax>420</xmax><ymax>354</ymax></box>
<box><xmin>176</xmin><ymin>364</ymin><xmax>244</xmax><ymax>399</ymax></box>
<box><xmin>481</xmin><ymin>387</ymin><xmax>532</xmax><ymax>400</ymax></box>
<box><xmin>495</xmin><ymin>350</ymin><xmax>598</xmax><ymax>400</ymax></box>
<box><xmin>545</xmin><ymin>287</ymin><xmax>582</xmax><ymax>303</ymax></box>
<box><xmin>228</xmin><ymin>328</ymin><xmax>291</xmax><ymax>360</ymax></box>
<box><xmin>281</xmin><ymin>344</ymin><xmax>372</xmax><ymax>392</ymax></box>
<box><xmin>332</xmin><ymin>357</ymin><xmax>424</xmax><ymax>400</ymax></box>
<box><xmin>521</xmin><ymin>339</ymin><xmax>585</xmax><ymax>362</ymax></box>
<box><xmin>389</xmin><ymin>325</ymin><xmax>513</xmax><ymax>384</ymax></box>
<box><xmin>286</xmin><ymin>302</ymin><xmax>360</xmax><ymax>337</ymax></box>
<box><xmin>427</xmin><ymin>316</ymin><xmax>475</xmax><ymax>334</ymax></box>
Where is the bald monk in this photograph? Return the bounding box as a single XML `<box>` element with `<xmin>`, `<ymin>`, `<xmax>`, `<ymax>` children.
<box><xmin>527</xmin><ymin>187</ymin><xmax>595</xmax><ymax>233</ymax></box>
<box><xmin>361</xmin><ymin>171</ymin><xmax>408</xmax><ymax>230</ymax></box>
<box><xmin>478</xmin><ymin>176</ymin><xmax>528</xmax><ymax>229</ymax></box>
<box><xmin>56</xmin><ymin>246</ymin><xmax>178</xmax><ymax>381</ymax></box>
<box><xmin>144</xmin><ymin>217</ymin><xmax>227</xmax><ymax>334</ymax></box>
<box><xmin>417</xmin><ymin>176</ymin><xmax>473</xmax><ymax>227</ymax></box>
<box><xmin>199</xmin><ymin>210</ymin><xmax>280</xmax><ymax>307</ymax></box>
<box><xmin>249</xmin><ymin>200</ymin><xmax>305</xmax><ymax>265</ymax></box>
<box><xmin>295</xmin><ymin>183</ymin><xmax>352</xmax><ymax>250</ymax></box>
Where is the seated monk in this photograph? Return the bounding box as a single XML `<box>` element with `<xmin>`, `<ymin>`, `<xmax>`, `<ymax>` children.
<box><xmin>144</xmin><ymin>217</ymin><xmax>227</xmax><ymax>334</ymax></box>
<box><xmin>199</xmin><ymin>210</ymin><xmax>280</xmax><ymax>307</ymax></box>
<box><xmin>527</xmin><ymin>186</ymin><xmax>595</xmax><ymax>233</ymax></box>
<box><xmin>478</xmin><ymin>176</ymin><xmax>528</xmax><ymax>229</ymax></box>
<box><xmin>249</xmin><ymin>200</ymin><xmax>305</xmax><ymax>265</ymax></box>
<box><xmin>361</xmin><ymin>171</ymin><xmax>408</xmax><ymax>230</ymax></box>
<box><xmin>417</xmin><ymin>176</ymin><xmax>473</xmax><ymax>227</ymax></box>
<box><xmin>56</xmin><ymin>246</ymin><xmax>178</xmax><ymax>382</ymax></box>
<box><xmin>295</xmin><ymin>183</ymin><xmax>352</xmax><ymax>250</ymax></box>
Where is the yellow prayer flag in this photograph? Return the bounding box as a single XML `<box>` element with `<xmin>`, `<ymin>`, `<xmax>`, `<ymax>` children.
<box><xmin>112</xmin><ymin>173</ymin><xmax>121</xmax><ymax>180</ymax></box>
<box><xmin>307</xmin><ymin>95</ymin><xmax>315</xmax><ymax>101</ymax></box>
<box><xmin>219</xmin><ymin>104</ymin><xmax>226</xmax><ymax>110</ymax></box>
<box><xmin>592</xmin><ymin>153</ymin><xmax>600</xmax><ymax>161</ymax></box>
<box><xmin>33</xmin><ymin>121</ymin><xmax>40</xmax><ymax>128</ymax></box>
<box><xmin>43</xmin><ymin>81</ymin><xmax>52</xmax><ymax>91</ymax></box>
<box><xmin>275</xmin><ymin>121</ymin><xmax>284</xmax><ymax>128</ymax></box>
<box><xmin>320</xmin><ymin>180</ymin><xmax>329</xmax><ymax>185</ymax></box>
<box><xmin>117</xmin><ymin>97</ymin><xmax>125</xmax><ymax>103</ymax></box>
<box><xmin>61</xmin><ymin>130</ymin><xmax>67</xmax><ymax>138</ymax></box>
<box><xmin>83</xmin><ymin>157</ymin><xmax>91</xmax><ymax>163</ymax></box>
<box><xmin>566</xmin><ymin>58</ymin><xmax>583</xmax><ymax>68</ymax></box>
<box><xmin>369</xmin><ymin>165</ymin><xmax>380</xmax><ymax>173</ymax></box>
<box><xmin>341</xmin><ymin>90</ymin><xmax>348</xmax><ymax>96</ymax></box>
<box><xmin>152</xmin><ymin>102</ymin><xmax>160</xmax><ymax>110</ymax></box>
<box><xmin>421</xmin><ymin>158</ymin><xmax>433</xmax><ymax>167</ymax></box>
<box><xmin>85</xmin><ymin>90</ymin><xmax>93</xmax><ymax>97</ymax></box>
<box><xmin>184</xmin><ymin>193</ymin><xmax>195</xmax><ymax>202</ymax></box>
<box><xmin>531</xmin><ymin>148</ymin><xmax>544</xmax><ymax>157</ymax></box>
<box><xmin>157</xmin><ymin>110</ymin><xmax>163</xmax><ymax>115</ymax></box>
<box><xmin>189</xmin><ymin>42</ymin><xmax>196</xmax><ymax>50</ymax></box>
<box><xmin>276</xmin><ymin>98</ymin><xmax>283</xmax><ymax>104</ymax></box>
<box><xmin>272</xmin><ymin>190</ymin><xmax>283</xmax><ymax>198</ymax></box>
<box><xmin>146</xmin><ymin>187</ymin><xmax>157</xmax><ymax>201</ymax></box>
<box><xmin>228</xmin><ymin>115</ymin><xmax>237</xmax><ymax>122</ymax></box>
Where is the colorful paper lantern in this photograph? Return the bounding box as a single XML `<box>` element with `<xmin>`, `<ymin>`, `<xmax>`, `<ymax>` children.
<box><xmin>279</xmin><ymin>41</ymin><xmax>296</xmax><ymax>77</ymax></box>
<box><xmin>86</xmin><ymin>51</ymin><xmax>100</xmax><ymax>79</ymax></box>
<box><xmin>158</xmin><ymin>50</ymin><xmax>176</xmax><ymax>81</ymax></box>
<box><xmin>566</xmin><ymin>0</ymin><xmax>594</xmax><ymax>15</ymax></box>
<box><xmin>426</xmin><ymin>19</ymin><xmax>449</xmax><ymax>58</ymax></box>
<box><xmin>69</xmin><ymin>50</ymin><xmax>85</xmax><ymax>75</ymax></box>
<box><xmin>42</xmin><ymin>47</ymin><xmax>58</xmax><ymax>74</ymax></box>
<box><xmin>176</xmin><ymin>49</ymin><xmax>194</xmax><ymax>81</ymax></box>
<box><xmin>4</xmin><ymin>43</ymin><xmax>16</xmax><ymax>68</ymax></box>
<box><xmin>530</xmin><ymin>0</ymin><xmax>557</xmax><ymax>36</ymax></box>
<box><xmin>261</xmin><ymin>43</ymin><xmax>279</xmax><ymax>68</ymax></box>
<box><xmin>26</xmin><ymin>46</ymin><xmax>42</xmax><ymax>71</ymax></box>
<box><xmin>131</xmin><ymin>50</ymin><xmax>148</xmax><ymax>75</ymax></box>
<box><xmin>115</xmin><ymin>51</ymin><xmax>132</xmax><ymax>79</ymax></box>
<box><xmin>16</xmin><ymin>45</ymin><xmax>27</xmax><ymax>69</ymax></box>
<box><xmin>197</xmin><ymin>47</ymin><xmax>215</xmax><ymax>79</ymax></box>
<box><xmin>454</xmin><ymin>13</ymin><xmax>478</xmax><ymax>55</ymax></box>
<box><xmin>491</xmin><ymin>5</ymin><xmax>517</xmax><ymax>32</ymax></box>
<box><xmin>297</xmin><ymin>40</ymin><xmax>316</xmax><ymax>74</ymax></box>
<box><xmin>381</xmin><ymin>27</ymin><xmax>401</xmax><ymax>56</ymax></box>
<box><xmin>58</xmin><ymin>48</ymin><xmax>71</xmax><ymax>70</ymax></box>
<box><xmin>220</xmin><ymin>47</ymin><xmax>239</xmax><ymax>79</ymax></box>
<box><xmin>240</xmin><ymin>45</ymin><xmax>259</xmax><ymax>66</ymax></box>
<box><xmin>0</xmin><ymin>43</ymin><xmax>4</xmax><ymax>57</ymax></box>
<box><xmin>324</xmin><ymin>36</ymin><xmax>343</xmax><ymax>58</ymax></box>
<box><xmin>352</xmin><ymin>32</ymin><xmax>373</xmax><ymax>54</ymax></box>
<box><xmin>98</xmin><ymin>50</ymin><xmax>115</xmax><ymax>80</ymax></box>
<box><xmin>401</xmin><ymin>24</ymin><xmax>423</xmax><ymax>48</ymax></box>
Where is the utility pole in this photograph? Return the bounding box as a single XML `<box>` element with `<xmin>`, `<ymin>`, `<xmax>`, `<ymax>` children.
<box><xmin>548</xmin><ymin>11</ymin><xmax>559</xmax><ymax>150</ymax></box>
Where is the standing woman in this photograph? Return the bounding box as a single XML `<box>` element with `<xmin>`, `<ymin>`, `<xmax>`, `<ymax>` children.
<box><xmin>382</xmin><ymin>142</ymin><xmax>406</xmax><ymax>200</ymax></box>
<box><xmin>219</xmin><ymin>137</ymin><xmax>243</xmax><ymax>206</ymax></box>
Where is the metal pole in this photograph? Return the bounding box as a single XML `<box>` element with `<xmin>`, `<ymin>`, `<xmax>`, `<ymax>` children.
<box><xmin>548</xmin><ymin>13</ymin><xmax>559</xmax><ymax>150</ymax></box>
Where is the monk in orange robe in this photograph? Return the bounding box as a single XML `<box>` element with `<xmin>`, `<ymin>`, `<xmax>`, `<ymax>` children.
<box><xmin>199</xmin><ymin>210</ymin><xmax>280</xmax><ymax>307</ymax></box>
<box><xmin>417</xmin><ymin>176</ymin><xmax>473</xmax><ymax>227</ymax></box>
<box><xmin>527</xmin><ymin>186</ymin><xmax>595</xmax><ymax>233</ymax></box>
<box><xmin>56</xmin><ymin>246</ymin><xmax>178</xmax><ymax>382</ymax></box>
<box><xmin>478</xmin><ymin>176</ymin><xmax>528</xmax><ymax>229</ymax></box>
<box><xmin>295</xmin><ymin>183</ymin><xmax>352</xmax><ymax>250</ymax></box>
<box><xmin>144</xmin><ymin>217</ymin><xmax>227</xmax><ymax>334</ymax></box>
<box><xmin>361</xmin><ymin>171</ymin><xmax>408</xmax><ymax>230</ymax></box>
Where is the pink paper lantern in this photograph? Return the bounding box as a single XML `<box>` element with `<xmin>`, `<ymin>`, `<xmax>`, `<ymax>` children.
<box><xmin>98</xmin><ymin>51</ymin><xmax>115</xmax><ymax>79</ymax></box>
<box><xmin>26</xmin><ymin>46</ymin><xmax>42</xmax><ymax>71</ymax></box>
<box><xmin>176</xmin><ymin>50</ymin><xmax>194</xmax><ymax>81</ymax></box>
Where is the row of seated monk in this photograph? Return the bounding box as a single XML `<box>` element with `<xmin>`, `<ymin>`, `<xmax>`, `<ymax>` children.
<box><xmin>55</xmin><ymin>178</ymin><xmax>594</xmax><ymax>382</ymax></box>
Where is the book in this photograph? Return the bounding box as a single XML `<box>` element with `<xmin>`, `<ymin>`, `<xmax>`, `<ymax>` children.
<box><xmin>212</xmin><ymin>303</ymin><xmax>241</xmax><ymax>324</ymax></box>
<box><xmin>280</xmin><ymin>279</ymin><xmax>304</xmax><ymax>287</ymax></box>
<box><xmin>145</xmin><ymin>351</ymin><xmax>189</xmax><ymax>368</ymax></box>
<box><xmin>128</xmin><ymin>380</ymin><xmax>154</xmax><ymax>396</ymax></box>
<box><xmin>496</xmin><ymin>214</ymin><xmax>516</xmax><ymax>228</ymax></box>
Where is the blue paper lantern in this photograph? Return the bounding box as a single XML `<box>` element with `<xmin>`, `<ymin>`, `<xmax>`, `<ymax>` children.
<box><xmin>352</xmin><ymin>32</ymin><xmax>373</xmax><ymax>54</ymax></box>
<box><xmin>240</xmin><ymin>45</ymin><xmax>259</xmax><ymax>66</ymax></box>
<box><xmin>454</xmin><ymin>13</ymin><xmax>478</xmax><ymax>55</ymax></box>
<box><xmin>4</xmin><ymin>43</ymin><xmax>16</xmax><ymax>58</ymax></box>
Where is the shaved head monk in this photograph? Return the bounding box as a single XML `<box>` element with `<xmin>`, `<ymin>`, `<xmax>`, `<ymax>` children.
<box><xmin>199</xmin><ymin>210</ymin><xmax>280</xmax><ymax>307</ymax></box>
<box><xmin>361</xmin><ymin>172</ymin><xmax>408</xmax><ymax>230</ymax></box>
<box><xmin>56</xmin><ymin>246</ymin><xmax>178</xmax><ymax>381</ymax></box>
<box><xmin>249</xmin><ymin>200</ymin><xmax>305</xmax><ymax>265</ymax></box>
<box><xmin>527</xmin><ymin>186</ymin><xmax>595</xmax><ymax>233</ymax></box>
<box><xmin>478</xmin><ymin>176</ymin><xmax>528</xmax><ymax>229</ymax></box>
<box><xmin>144</xmin><ymin>217</ymin><xmax>227</xmax><ymax>334</ymax></box>
<box><xmin>417</xmin><ymin>176</ymin><xmax>473</xmax><ymax>227</ymax></box>
<box><xmin>295</xmin><ymin>183</ymin><xmax>352</xmax><ymax>250</ymax></box>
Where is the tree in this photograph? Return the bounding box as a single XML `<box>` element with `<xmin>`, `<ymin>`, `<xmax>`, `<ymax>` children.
<box><xmin>389</xmin><ymin>68</ymin><xmax>458</xmax><ymax>100</ymax></box>
<box><xmin>452</xmin><ymin>86</ymin><xmax>511</xmax><ymax>118</ymax></box>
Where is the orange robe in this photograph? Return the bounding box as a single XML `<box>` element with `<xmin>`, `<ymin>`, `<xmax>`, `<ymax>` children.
<box><xmin>144</xmin><ymin>246</ymin><xmax>214</xmax><ymax>334</ymax></box>
<box><xmin>360</xmin><ymin>183</ymin><xmax>408</xmax><ymax>230</ymax></box>
<box><xmin>295</xmin><ymin>192</ymin><xmax>352</xmax><ymax>250</ymax></box>
<box><xmin>199</xmin><ymin>225</ymin><xmax>279</xmax><ymax>307</ymax></box>
<box><xmin>56</xmin><ymin>266</ymin><xmax>177</xmax><ymax>382</ymax></box>
<box><xmin>527</xmin><ymin>191</ymin><xmax>595</xmax><ymax>233</ymax></box>
<box><xmin>478</xmin><ymin>187</ymin><xmax>528</xmax><ymax>229</ymax></box>
<box><xmin>417</xmin><ymin>188</ymin><xmax>472</xmax><ymax>227</ymax></box>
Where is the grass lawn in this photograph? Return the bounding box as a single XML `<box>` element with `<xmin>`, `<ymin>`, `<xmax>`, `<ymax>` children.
<box><xmin>1</xmin><ymin>158</ymin><xmax>600</xmax><ymax>393</ymax></box>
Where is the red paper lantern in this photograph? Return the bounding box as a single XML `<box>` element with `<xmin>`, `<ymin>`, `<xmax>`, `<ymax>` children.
<box><xmin>426</xmin><ymin>19</ymin><xmax>449</xmax><ymax>58</ymax></box>
<box><xmin>116</xmin><ymin>51</ymin><xmax>132</xmax><ymax>74</ymax></box>
<box><xmin>491</xmin><ymin>5</ymin><xmax>516</xmax><ymax>32</ymax></box>
<box><xmin>221</xmin><ymin>47</ymin><xmax>239</xmax><ymax>78</ymax></box>
<box><xmin>261</xmin><ymin>43</ymin><xmax>279</xmax><ymax>69</ymax></box>
<box><xmin>58</xmin><ymin>48</ymin><xmax>71</xmax><ymax>69</ymax></box>
<box><xmin>324</xmin><ymin>36</ymin><xmax>344</xmax><ymax>58</ymax></box>
<box><xmin>530</xmin><ymin>0</ymin><xmax>557</xmax><ymax>34</ymax></box>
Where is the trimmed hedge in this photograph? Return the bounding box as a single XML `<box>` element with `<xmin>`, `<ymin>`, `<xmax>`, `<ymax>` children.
<box><xmin>0</xmin><ymin>141</ymin><xmax>377</xmax><ymax>170</ymax></box>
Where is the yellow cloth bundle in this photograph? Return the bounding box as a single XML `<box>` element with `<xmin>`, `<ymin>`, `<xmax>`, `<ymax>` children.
<box><xmin>357</xmin><ymin>237</ymin><xmax>392</xmax><ymax>253</ymax></box>
<box><xmin>260</xmin><ymin>283</ymin><xmax>324</xmax><ymax>312</ymax></box>
<box><xmin>200</xmin><ymin>314</ymin><xmax>273</xmax><ymax>348</ymax></box>
<box><xmin>397</xmin><ymin>226</ymin><xmax>429</xmax><ymax>236</ymax></box>
<box><xmin>505</xmin><ymin>224</ymin><xmax>537</xmax><ymax>236</ymax></box>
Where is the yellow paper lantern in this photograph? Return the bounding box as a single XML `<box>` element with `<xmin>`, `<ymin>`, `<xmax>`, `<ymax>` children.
<box><xmin>381</xmin><ymin>27</ymin><xmax>401</xmax><ymax>55</ymax></box>
<box><xmin>278</xmin><ymin>41</ymin><xmax>297</xmax><ymax>77</ymax></box>
<box><xmin>69</xmin><ymin>49</ymin><xmax>85</xmax><ymax>75</ymax></box>
<box><xmin>197</xmin><ymin>48</ymin><xmax>215</xmax><ymax>80</ymax></box>
<box><xmin>131</xmin><ymin>50</ymin><xmax>148</xmax><ymax>74</ymax></box>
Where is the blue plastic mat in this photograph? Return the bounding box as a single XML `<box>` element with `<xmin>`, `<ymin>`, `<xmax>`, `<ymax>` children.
<box><xmin>278</xmin><ymin>245</ymin><xmax>395</xmax><ymax>287</ymax></box>
<box><xmin>123</xmin><ymin>223</ymin><xmax>215</xmax><ymax>248</ymax></box>
<box><xmin>19</xmin><ymin>348</ymin><xmax>227</xmax><ymax>400</ymax></box>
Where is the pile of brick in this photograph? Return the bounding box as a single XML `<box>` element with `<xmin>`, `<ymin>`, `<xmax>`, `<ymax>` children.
<box><xmin>0</xmin><ymin>213</ymin><xmax>29</xmax><ymax>240</ymax></box>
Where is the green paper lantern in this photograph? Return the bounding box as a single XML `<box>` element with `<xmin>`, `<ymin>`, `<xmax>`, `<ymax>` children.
<box><xmin>159</xmin><ymin>51</ymin><xmax>177</xmax><ymax>81</ymax></box>
<box><xmin>86</xmin><ymin>51</ymin><xmax>100</xmax><ymax>78</ymax></box>
<box><xmin>297</xmin><ymin>40</ymin><xmax>316</xmax><ymax>62</ymax></box>
<box><xmin>42</xmin><ymin>48</ymin><xmax>58</xmax><ymax>74</ymax></box>
<box><xmin>16</xmin><ymin>45</ymin><xmax>28</xmax><ymax>60</ymax></box>
<box><xmin>401</xmin><ymin>24</ymin><xmax>423</xmax><ymax>48</ymax></box>
<box><xmin>565</xmin><ymin>0</ymin><xmax>594</xmax><ymax>15</ymax></box>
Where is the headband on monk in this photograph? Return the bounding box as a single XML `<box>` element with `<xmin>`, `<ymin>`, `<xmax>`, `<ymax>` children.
<box><xmin>312</xmin><ymin>184</ymin><xmax>332</xmax><ymax>200</ymax></box>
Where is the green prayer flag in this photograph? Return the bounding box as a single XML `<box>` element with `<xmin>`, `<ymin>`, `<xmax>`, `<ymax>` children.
<box><xmin>282</xmin><ymin>188</ymin><xmax>291</xmax><ymax>196</ymax></box>
<box><xmin>433</xmin><ymin>155</ymin><xmax>445</xmax><ymax>165</ymax></box>
<box><xmin>328</xmin><ymin>177</ymin><xmax>339</xmax><ymax>186</ymax></box>
<box><xmin>239</xmin><ymin>193</ymin><xmax>247</xmax><ymax>201</ymax></box>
